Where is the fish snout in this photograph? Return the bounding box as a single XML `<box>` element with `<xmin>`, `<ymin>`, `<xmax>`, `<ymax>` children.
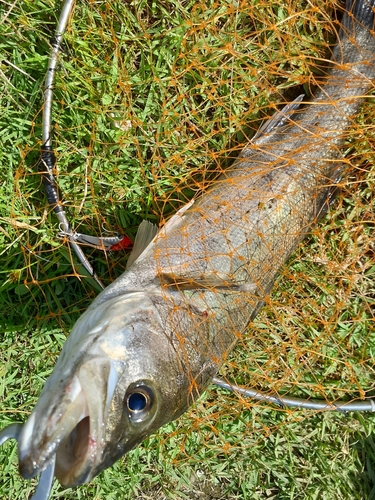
<box><xmin>18</xmin><ymin>411</ymin><xmax>55</xmax><ymax>480</ymax></box>
<box><xmin>18</xmin><ymin>358</ymin><xmax>119</xmax><ymax>487</ymax></box>
<box><xmin>19</xmin><ymin>453</ymin><xmax>42</xmax><ymax>480</ymax></box>
<box><xmin>17</xmin><ymin>376</ymin><xmax>88</xmax><ymax>480</ymax></box>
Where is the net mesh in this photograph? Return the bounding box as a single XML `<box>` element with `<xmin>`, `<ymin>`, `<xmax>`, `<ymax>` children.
<box><xmin>1</xmin><ymin>0</ymin><xmax>375</xmax><ymax>498</ymax></box>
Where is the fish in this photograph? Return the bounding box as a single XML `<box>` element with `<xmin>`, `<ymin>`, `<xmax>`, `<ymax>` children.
<box><xmin>16</xmin><ymin>0</ymin><xmax>375</xmax><ymax>489</ymax></box>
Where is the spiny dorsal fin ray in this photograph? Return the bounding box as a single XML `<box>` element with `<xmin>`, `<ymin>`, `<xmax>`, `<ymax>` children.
<box><xmin>252</xmin><ymin>94</ymin><xmax>305</xmax><ymax>141</ymax></box>
<box><xmin>127</xmin><ymin>200</ymin><xmax>195</xmax><ymax>269</ymax></box>
<box><xmin>126</xmin><ymin>220</ymin><xmax>158</xmax><ymax>269</ymax></box>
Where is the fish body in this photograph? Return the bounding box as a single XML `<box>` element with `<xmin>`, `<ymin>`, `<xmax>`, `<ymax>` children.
<box><xmin>17</xmin><ymin>0</ymin><xmax>375</xmax><ymax>488</ymax></box>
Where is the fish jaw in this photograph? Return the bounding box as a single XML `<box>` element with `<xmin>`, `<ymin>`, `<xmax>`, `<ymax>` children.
<box><xmin>16</xmin><ymin>291</ymin><xmax>190</xmax><ymax>488</ymax></box>
<box><xmin>18</xmin><ymin>356</ymin><xmax>118</xmax><ymax>486</ymax></box>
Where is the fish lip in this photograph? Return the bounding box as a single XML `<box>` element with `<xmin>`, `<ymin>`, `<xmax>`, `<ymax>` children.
<box><xmin>20</xmin><ymin>416</ymin><xmax>94</xmax><ymax>486</ymax></box>
<box><xmin>19</xmin><ymin>358</ymin><xmax>117</xmax><ymax>487</ymax></box>
<box><xmin>18</xmin><ymin>376</ymin><xmax>94</xmax><ymax>485</ymax></box>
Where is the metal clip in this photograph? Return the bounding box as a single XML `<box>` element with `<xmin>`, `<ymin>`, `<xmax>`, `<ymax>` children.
<box><xmin>0</xmin><ymin>423</ymin><xmax>56</xmax><ymax>500</ymax></box>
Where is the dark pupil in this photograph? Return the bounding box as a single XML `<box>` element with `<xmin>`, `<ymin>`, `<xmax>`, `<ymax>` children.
<box><xmin>128</xmin><ymin>392</ymin><xmax>147</xmax><ymax>411</ymax></box>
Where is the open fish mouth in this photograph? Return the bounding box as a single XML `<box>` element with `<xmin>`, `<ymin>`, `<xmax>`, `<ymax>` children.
<box><xmin>18</xmin><ymin>358</ymin><xmax>118</xmax><ymax>487</ymax></box>
<box><xmin>53</xmin><ymin>387</ymin><xmax>93</xmax><ymax>486</ymax></box>
<box><xmin>58</xmin><ymin>416</ymin><xmax>91</xmax><ymax>464</ymax></box>
<box><xmin>55</xmin><ymin>415</ymin><xmax>92</xmax><ymax>485</ymax></box>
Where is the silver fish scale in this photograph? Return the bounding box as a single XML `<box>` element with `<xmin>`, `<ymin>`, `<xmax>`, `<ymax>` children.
<box><xmin>94</xmin><ymin>41</ymin><xmax>375</xmax><ymax>386</ymax></box>
<box><xmin>145</xmin><ymin>38</ymin><xmax>375</xmax><ymax>373</ymax></box>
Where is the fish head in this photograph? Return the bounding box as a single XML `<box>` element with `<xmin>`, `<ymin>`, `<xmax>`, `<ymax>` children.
<box><xmin>18</xmin><ymin>291</ymin><xmax>199</xmax><ymax>487</ymax></box>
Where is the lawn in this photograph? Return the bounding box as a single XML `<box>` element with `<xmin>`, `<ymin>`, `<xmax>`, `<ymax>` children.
<box><xmin>0</xmin><ymin>0</ymin><xmax>375</xmax><ymax>498</ymax></box>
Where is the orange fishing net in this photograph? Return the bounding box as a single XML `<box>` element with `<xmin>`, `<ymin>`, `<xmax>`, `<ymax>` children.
<box><xmin>1</xmin><ymin>0</ymin><xmax>374</xmax><ymax>498</ymax></box>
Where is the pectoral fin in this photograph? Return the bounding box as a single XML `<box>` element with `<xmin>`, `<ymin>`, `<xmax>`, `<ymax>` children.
<box><xmin>159</xmin><ymin>272</ymin><xmax>258</xmax><ymax>293</ymax></box>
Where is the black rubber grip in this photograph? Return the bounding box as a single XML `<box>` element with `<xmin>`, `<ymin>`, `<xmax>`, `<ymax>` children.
<box><xmin>38</xmin><ymin>145</ymin><xmax>64</xmax><ymax>214</ymax></box>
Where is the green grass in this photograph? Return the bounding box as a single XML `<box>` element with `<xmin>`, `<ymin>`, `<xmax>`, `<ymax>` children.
<box><xmin>1</xmin><ymin>0</ymin><xmax>375</xmax><ymax>498</ymax></box>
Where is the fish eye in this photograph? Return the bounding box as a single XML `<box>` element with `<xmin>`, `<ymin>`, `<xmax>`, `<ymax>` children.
<box><xmin>128</xmin><ymin>392</ymin><xmax>147</xmax><ymax>411</ymax></box>
<box><xmin>125</xmin><ymin>383</ymin><xmax>154</xmax><ymax>423</ymax></box>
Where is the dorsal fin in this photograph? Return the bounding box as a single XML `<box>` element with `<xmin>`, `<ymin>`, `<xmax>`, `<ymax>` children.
<box><xmin>126</xmin><ymin>220</ymin><xmax>158</xmax><ymax>269</ymax></box>
<box><xmin>252</xmin><ymin>94</ymin><xmax>304</xmax><ymax>141</ymax></box>
<box><xmin>158</xmin><ymin>199</ymin><xmax>194</xmax><ymax>235</ymax></box>
<box><xmin>126</xmin><ymin>200</ymin><xmax>195</xmax><ymax>269</ymax></box>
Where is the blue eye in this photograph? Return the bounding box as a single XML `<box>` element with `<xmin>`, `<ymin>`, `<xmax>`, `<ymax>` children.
<box><xmin>128</xmin><ymin>392</ymin><xmax>147</xmax><ymax>411</ymax></box>
<box><xmin>126</xmin><ymin>383</ymin><xmax>154</xmax><ymax>422</ymax></box>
